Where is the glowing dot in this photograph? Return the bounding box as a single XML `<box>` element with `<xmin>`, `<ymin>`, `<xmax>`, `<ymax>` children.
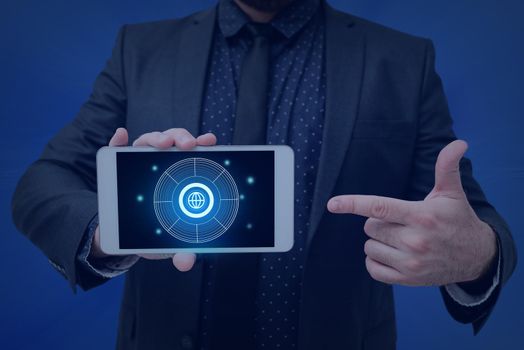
<box><xmin>224</xmin><ymin>159</ymin><xmax>231</xmax><ymax>166</ymax></box>
<box><xmin>155</xmin><ymin>228</ymin><xmax>162</xmax><ymax>235</ymax></box>
<box><xmin>246</xmin><ymin>223</ymin><xmax>253</xmax><ymax>229</ymax></box>
<box><xmin>247</xmin><ymin>176</ymin><xmax>255</xmax><ymax>185</ymax></box>
<box><xmin>239</xmin><ymin>194</ymin><xmax>245</xmax><ymax>200</ymax></box>
<box><xmin>136</xmin><ymin>194</ymin><xmax>144</xmax><ymax>202</ymax></box>
<box><xmin>152</xmin><ymin>165</ymin><xmax>158</xmax><ymax>172</ymax></box>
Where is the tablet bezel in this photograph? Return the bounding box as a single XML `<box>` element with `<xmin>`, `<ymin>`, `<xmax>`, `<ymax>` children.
<box><xmin>97</xmin><ymin>145</ymin><xmax>294</xmax><ymax>254</ymax></box>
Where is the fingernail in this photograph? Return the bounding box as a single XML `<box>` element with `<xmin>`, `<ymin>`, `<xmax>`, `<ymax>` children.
<box><xmin>328</xmin><ymin>200</ymin><xmax>340</xmax><ymax>211</ymax></box>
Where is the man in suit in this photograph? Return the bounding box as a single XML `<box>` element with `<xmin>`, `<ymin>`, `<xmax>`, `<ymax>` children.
<box><xmin>11</xmin><ymin>0</ymin><xmax>517</xmax><ymax>349</ymax></box>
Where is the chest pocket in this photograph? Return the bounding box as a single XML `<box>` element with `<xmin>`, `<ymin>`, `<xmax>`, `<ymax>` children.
<box><xmin>352</xmin><ymin>119</ymin><xmax>414</xmax><ymax>139</ymax></box>
<box><xmin>343</xmin><ymin>119</ymin><xmax>416</xmax><ymax>197</ymax></box>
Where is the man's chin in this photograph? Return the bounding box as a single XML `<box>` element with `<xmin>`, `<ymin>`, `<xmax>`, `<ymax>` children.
<box><xmin>237</xmin><ymin>0</ymin><xmax>296</xmax><ymax>13</ymax></box>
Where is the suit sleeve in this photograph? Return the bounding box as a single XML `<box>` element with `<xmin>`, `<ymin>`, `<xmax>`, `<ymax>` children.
<box><xmin>407</xmin><ymin>39</ymin><xmax>517</xmax><ymax>333</ymax></box>
<box><xmin>11</xmin><ymin>25</ymin><xmax>129</xmax><ymax>291</ymax></box>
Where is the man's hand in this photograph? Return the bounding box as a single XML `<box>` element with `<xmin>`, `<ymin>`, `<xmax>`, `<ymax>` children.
<box><xmin>327</xmin><ymin>140</ymin><xmax>497</xmax><ymax>286</ymax></box>
<box><xmin>90</xmin><ymin>127</ymin><xmax>217</xmax><ymax>272</ymax></box>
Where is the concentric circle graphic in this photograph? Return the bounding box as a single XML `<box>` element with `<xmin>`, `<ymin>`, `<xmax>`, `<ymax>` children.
<box><xmin>153</xmin><ymin>158</ymin><xmax>239</xmax><ymax>243</ymax></box>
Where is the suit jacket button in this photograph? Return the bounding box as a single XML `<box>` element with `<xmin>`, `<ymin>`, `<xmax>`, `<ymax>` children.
<box><xmin>180</xmin><ymin>335</ymin><xmax>193</xmax><ymax>349</ymax></box>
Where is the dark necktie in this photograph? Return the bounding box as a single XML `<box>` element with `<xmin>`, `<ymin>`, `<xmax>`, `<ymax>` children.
<box><xmin>207</xmin><ymin>22</ymin><xmax>275</xmax><ymax>348</ymax></box>
<box><xmin>233</xmin><ymin>22</ymin><xmax>273</xmax><ymax>145</ymax></box>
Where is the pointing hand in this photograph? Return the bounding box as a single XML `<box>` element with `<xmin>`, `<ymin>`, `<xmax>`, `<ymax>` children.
<box><xmin>327</xmin><ymin>140</ymin><xmax>497</xmax><ymax>286</ymax></box>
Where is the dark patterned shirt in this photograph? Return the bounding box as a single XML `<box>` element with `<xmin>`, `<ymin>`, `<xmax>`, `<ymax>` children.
<box><xmin>199</xmin><ymin>0</ymin><xmax>326</xmax><ymax>348</ymax></box>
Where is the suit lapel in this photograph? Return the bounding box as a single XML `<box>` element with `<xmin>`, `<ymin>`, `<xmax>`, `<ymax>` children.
<box><xmin>171</xmin><ymin>8</ymin><xmax>216</xmax><ymax>136</ymax></box>
<box><xmin>307</xmin><ymin>5</ymin><xmax>366</xmax><ymax>244</ymax></box>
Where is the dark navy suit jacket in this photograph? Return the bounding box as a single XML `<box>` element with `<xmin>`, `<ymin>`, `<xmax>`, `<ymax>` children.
<box><xmin>12</xmin><ymin>3</ymin><xmax>516</xmax><ymax>350</ymax></box>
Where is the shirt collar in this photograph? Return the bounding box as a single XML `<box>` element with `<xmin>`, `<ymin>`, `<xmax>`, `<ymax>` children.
<box><xmin>218</xmin><ymin>0</ymin><xmax>321</xmax><ymax>40</ymax></box>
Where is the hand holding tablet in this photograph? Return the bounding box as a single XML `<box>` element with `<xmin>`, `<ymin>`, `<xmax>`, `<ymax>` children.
<box><xmin>94</xmin><ymin>128</ymin><xmax>294</xmax><ymax>271</ymax></box>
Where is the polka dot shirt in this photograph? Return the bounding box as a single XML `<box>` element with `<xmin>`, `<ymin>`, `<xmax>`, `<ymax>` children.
<box><xmin>199</xmin><ymin>0</ymin><xmax>325</xmax><ymax>348</ymax></box>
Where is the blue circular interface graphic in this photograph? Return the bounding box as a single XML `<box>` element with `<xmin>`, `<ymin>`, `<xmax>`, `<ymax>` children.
<box><xmin>153</xmin><ymin>158</ymin><xmax>239</xmax><ymax>243</ymax></box>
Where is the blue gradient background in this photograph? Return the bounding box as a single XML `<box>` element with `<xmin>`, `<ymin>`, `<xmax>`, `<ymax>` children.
<box><xmin>0</xmin><ymin>0</ymin><xmax>522</xmax><ymax>349</ymax></box>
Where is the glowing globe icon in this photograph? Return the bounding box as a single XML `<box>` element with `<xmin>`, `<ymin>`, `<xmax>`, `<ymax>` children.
<box><xmin>187</xmin><ymin>191</ymin><xmax>205</xmax><ymax>210</ymax></box>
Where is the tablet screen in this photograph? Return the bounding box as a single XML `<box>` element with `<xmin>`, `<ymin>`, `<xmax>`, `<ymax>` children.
<box><xmin>116</xmin><ymin>151</ymin><xmax>275</xmax><ymax>249</ymax></box>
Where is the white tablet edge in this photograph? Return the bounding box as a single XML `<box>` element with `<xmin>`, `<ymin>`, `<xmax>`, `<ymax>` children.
<box><xmin>97</xmin><ymin>145</ymin><xmax>294</xmax><ymax>254</ymax></box>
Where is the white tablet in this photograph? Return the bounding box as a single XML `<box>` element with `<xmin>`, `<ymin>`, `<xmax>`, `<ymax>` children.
<box><xmin>97</xmin><ymin>145</ymin><xmax>294</xmax><ymax>254</ymax></box>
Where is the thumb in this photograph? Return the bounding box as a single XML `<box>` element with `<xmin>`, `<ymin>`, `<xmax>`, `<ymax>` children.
<box><xmin>433</xmin><ymin>140</ymin><xmax>468</xmax><ymax>196</ymax></box>
<box><xmin>109</xmin><ymin>127</ymin><xmax>129</xmax><ymax>146</ymax></box>
<box><xmin>172</xmin><ymin>253</ymin><xmax>196</xmax><ymax>272</ymax></box>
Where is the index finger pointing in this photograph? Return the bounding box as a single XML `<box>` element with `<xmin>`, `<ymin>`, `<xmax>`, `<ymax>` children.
<box><xmin>327</xmin><ymin>195</ymin><xmax>416</xmax><ymax>224</ymax></box>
